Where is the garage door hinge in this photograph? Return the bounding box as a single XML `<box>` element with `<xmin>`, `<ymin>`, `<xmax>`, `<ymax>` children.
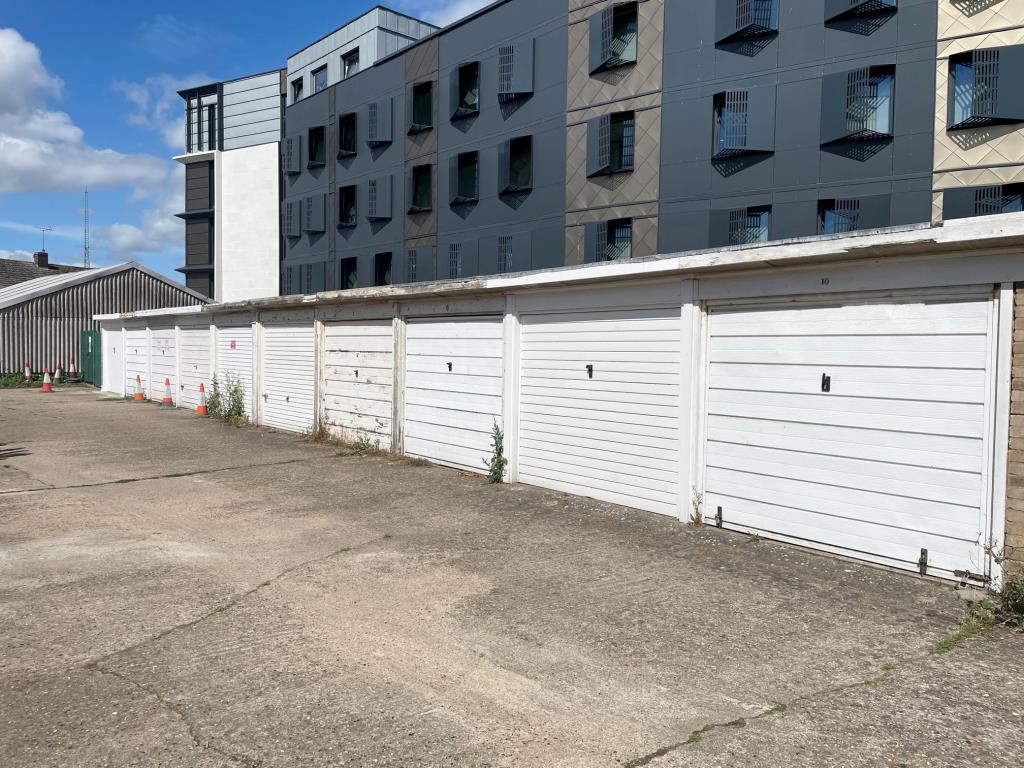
<box><xmin>954</xmin><ymin>569</ymin><xmax>992</xmax><ymax>586</ymax></box>
<box><xmin>918</xmin><ymin>548</ymin><xmax>928</xmax><ymax>576</ymax></box>
<box><xmin>715</xmin><ymin>506</ymin><xmax>723</xmax><ymax>528</ymax></box>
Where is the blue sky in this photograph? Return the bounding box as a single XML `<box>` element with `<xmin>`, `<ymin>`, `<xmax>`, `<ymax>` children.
<box><xmin>0</xmin><ymin>0</ymin><xmax>488</xmax><ymax>282</ymax></box>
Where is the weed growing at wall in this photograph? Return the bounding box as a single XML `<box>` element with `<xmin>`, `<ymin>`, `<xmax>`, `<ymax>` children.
<box><xmin>932</xmin><ymin>571</ymin><xmax>1024</xmax><ymax>653</ymax></box>
<box><xmin>208</xmin><ymin>375</ymin><xmax>248</xmax><ymax>425</ymax></box>
<box><xmin>485</xmin><ymin>422</ymin><xmax>507</xmax><ymax>484</ymax></box>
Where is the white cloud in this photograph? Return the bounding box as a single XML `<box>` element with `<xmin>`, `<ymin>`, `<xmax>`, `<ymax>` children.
<box><xmin>135</xmin><ymin>15</ymin><xmax>231</xmax><ymax>63</ymax></box>
<box><xmin>393</xmin><ymin>0</ymin><xmax>492</xmax><ymax>26</ymax></box>
<box><xmin>0</xmin><ymin>28</ymin><xmax>168</xmax><ymax>194</ymax></box>
<box><xmin>0</xmin><ymin>249</ymin><xmax>33</xmax><ymax>261</ymax></box>
<box><xmin>95</xmin><ymin>166</ymin><xmax>185</xmax><ymax>261</ymax></box>
<box><xmin>114</xmin><ymin>73</ymin><xmax>212</xmax><ymax>151</ymax></box>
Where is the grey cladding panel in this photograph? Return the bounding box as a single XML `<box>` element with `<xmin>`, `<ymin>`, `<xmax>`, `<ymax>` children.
<box><xmin>996</xmin><ymin>46</ymin><xmax>1024</xmax><ymax>121</ymax></box>
<box><xmin>746</xmin><ymin>85</ymin><xmax>776</xmax><ymax>151</ymax></box>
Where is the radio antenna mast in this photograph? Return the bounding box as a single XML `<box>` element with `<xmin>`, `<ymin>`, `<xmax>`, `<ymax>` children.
<box><xmin>36</xmin><ymin>226</ymin><xmax>54</xmax><ymax>252</ymax></box>
<box><xmin>83</xmin><ymin>187</ymin><xmax>91</xmax><ymax>268</ymax></box>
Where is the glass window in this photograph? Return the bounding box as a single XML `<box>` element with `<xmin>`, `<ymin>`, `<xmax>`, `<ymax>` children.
<box><xmin>457</xmin><ymin>62</ymin><xmax>480</xmax><ymax>116</ymax></box>
<box><xmin>949</xmin><ymin>50</ymin><xmax>1000</xmax><ymax>129</ymax></box>
<box><xmin>607</xmin><ymin>219</ymin><xmax>632</xmax><ymax>261</ymax></box>
<box><xmin>729</xmin><ymin>206</ymin><xmax>770</xmax><ymax>244</ymax></box>
<box><xmin>497</xmin><ymin>235</ymin><xmax>513</xmax><ymax>273</ymax></box>
<box><xmin>374</xmin><ymin>252</ymin><xmax>392</xmax><ymax>286</ymax></box>
<box><xmin>338</xmin><ymin>113</ymin><xmax>357</xmax><ymax>156</ymax></box>
<box><xmin>338</xmin><ymin>186</ymin><xmax>356</xmax><ymax>227</ymax></box>
<box><xmin>312</xmin><ymin>66</ymin><xmax>328</xmax><ymax>94</ymax></box>
<box><xmin>340</xmin><ymin>258</ymin><xmax>357</xmax><ymax>290</ymax></box>
<box><xmin>410</xmin><ymin>165</ymin><xmax>432</xmax><ymax>212</ymax></box>
<box><xmin>307</xmin><ymin>126</ymin><xmax>326</xmax><ymax>166</ymax></box>
<box><xmin>714</xmin><ymin>91</ymin><xmax>749</xmax><ymax>157</ymax></box>
<box><xmin>508</xmin><ymin>136</ymin><xmax>533</xmax><ymax>191</ymax></box>
<box><xmin>455</xmin><ymin>152</ymin><xmax>479</xmax><ymax>203</ymax></box>
<box><xmin>610</xmin><ymin>112</ymin><xmax>635</xmax><ymax>172</ymax></box>
<box><xmin>342</xmin><ymin>48</ymin><xmax>360</xmax><ymax>79</ymax></box>
<box><xmin>291</xmin><ymin>77</ymin><xmax>303</xmax><ymax>102</ymax></box>
<box><xmin>819</xmin><ymin>199</ymin><xmax>861</xmax><ymax>235</ymax></box>
<box><xmin>611</xmin><ymin>4</ymin><xmax>638</xmax><ymax>66</ymax></box>
<box><xmin>412</xmin><ymin>82</ymin><xmax>433</xmax><ymax>130</ymax></box>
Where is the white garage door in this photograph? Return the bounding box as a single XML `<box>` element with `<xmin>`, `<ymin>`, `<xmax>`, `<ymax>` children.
<box><xmin>261</xmin><ymin>323</ymin><xmax>316</xmax><ymax>433</ymax></box>
<box><xmin>179</xmin><ymin>325</ymin><xmax>211</xmax><ymax>410</ymax></box>
<box><xmin>149</xmin><ymin>327</ymin><xmax>177</xmax><ymax>404</ymax></box>
<box><xmin>404</xmin><ymin>316</ymin><xmax>504</xmax><ymax>471</ymax></box>
<box><xmin>323</xmin><ymin>319</ymin><xmax>394</xmax><ymax>449</ymax></box>
<box><xmin>518</xmin><ymin>307</ymin><xmax>682</xmax><ymax>517</ymax></box>
<box><xmin>102</xmin><ymin>328</ymin><xmax>124</xmax><ymax>396</ymax></box>
<box><xmin>703</xmin><ymin>294</ymin><xmax>996</xmax><ymax>580</ymax></box>
<box><xmin>125</xmin><ymin>327</ymin><xmax>148</xmax><ymax>398</ymax></box>
<box><xmin>216</xmin><ymin>323</ymin><xmax>255</xmax><ymax>418</ymax></box>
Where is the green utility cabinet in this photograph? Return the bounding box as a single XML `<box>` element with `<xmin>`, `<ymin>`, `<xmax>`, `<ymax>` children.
<box><xmin>81</xmin><ymin>330</ymin><xmax>101</xmax><ymax>385</ymax></box>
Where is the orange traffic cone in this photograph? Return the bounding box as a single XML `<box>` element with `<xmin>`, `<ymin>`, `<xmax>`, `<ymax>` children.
<box><xmin>161</xmin><ymin>378</ymin><xmax>174</xmax><ymax>407</ymax></box>
<box><xmin>68</xmin><ymin>360</ymin><xmax>77</xmax><ymax>378</ymax></box>
<box><xmin>53</xmin><ymin>363</ymin><xmax>62</xmax><ymax>386</ymax></box>
<box><xmin>133</xmin><ymin>374</ymin><xmax>144</xmax><ymax>401</ymax></box>
<box><xmin>40</xmin><ymin>368</ymin><xmax>53</xmax><ymax>393</ymax></box>
<box><xmin>196</xmin><ymin>383</ymin><xmax>209</xmax><ymax>416</ymax></box>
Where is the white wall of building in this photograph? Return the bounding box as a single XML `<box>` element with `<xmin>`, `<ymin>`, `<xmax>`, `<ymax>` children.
<box><xmin>217</xmin><ymin>143</ymin><xmax>281</xmax><ymax>303</ymax></box>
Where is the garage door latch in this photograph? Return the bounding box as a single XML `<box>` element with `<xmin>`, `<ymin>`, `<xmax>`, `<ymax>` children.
<box><xmin>715</xmin><ymin>506</ymin><xmax>723</xmax><ymax>528</ymax></box>
<box><xmin>821</xmin><ymin>373</ymin><xmax>831</xmax><ymax>393</ymax></box>
<box><xmin>918</xmin><ymin>548</ymin><xmax>929</xmax><ymax>576</ymax></box>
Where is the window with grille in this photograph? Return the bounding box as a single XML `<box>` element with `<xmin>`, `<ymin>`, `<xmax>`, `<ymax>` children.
<box><xmin>502</xmin><ymin>135</ymin><xmax>533</xmax><ymax>193</ymax></box>
<box><xmin>451</xmin><ymin>152</ymin><xmax>479</xmax><ymax>204</ymax></box>
<box><xmin>407</xmin><ymin>249</ymin><xmax>418</xmax><ymax>283</ymax></box>
<box><xmin>819</xmin><ymin>199</ymin><xmax>861</xmax><ymax>234</ymax></box>
<box><xmin>843</xmin><ymin>66</ymin><xmax>893</xmax><ymax>139</ymax></box>
<box><xmin>453</xmin><ymin>62</ymin><xmax>480</xmax><ymax>119</ymax></box>
<box><xmin>727</xmin><ymin>206</ymin><xmax>770</xmax><ymax>244</ymax></box>
<box><xmin>825</xmin><ymin>0</ymin><xmax>897</xmax><ymax>25</ymax></box>
<box><xmin>718</xmin><ymin>0</ymin><xmax>778</xmax><ymax>44</ymax></box>
<box><xmin>975</xmin><ymin>185</ymin><xmax>1024</xmax><ymax>216</ymax></box>
<box><xmin>946</xmin><ymin>47</ymin><xmax>1024</xmax><ymax>130</ymax></box>
<box><xmin>713</xmin><ymin>91</ymin><xmax>749</xmax><ymax>157</ymax></box>
<box><xmin>497</xmin><ymin>236</ymin><xmax>513</xmax><ymax>272</ymax></box>
<box><xmin>587</xmin><ymin>112</ymin><xmax>634</xmax><ymax>177</ymax></box>
<box><xmin>338</xmin><ymin>185</ymin><xmax>356</xmax><ymax>228</ymax></box>
<box><xmin>611</xmin><ymin>112</ymin><xmax>635</xmax><ymax>172</ymax></box>
<box><xmin>449</xmin><ymin>243</ymin><xmax>463</xmax><ymax>278</ymax></box>
<box><xmin>590</xmin><ymin>2</ymin><xmax>638</xmax><ymax>73</ymax></box>
<box><xmin>607</xmin><ymin>219</ymin><xmax>632</xmax><ymax>261</ymax></box>
<box><xmin>291</xmin><ymin>77</ymin><xmax>303</xmax><ymax>103</ymax></box>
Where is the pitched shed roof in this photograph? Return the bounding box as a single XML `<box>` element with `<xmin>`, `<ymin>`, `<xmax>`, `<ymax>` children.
<box><xmin>0</xmin><ymin>262</ymin><xmax>209</xmax><ymax>312</ymax></box>
<box><xmin>0</xmin><ymin>257</ymin><xmax>89</xmax><ymax>289</ymax></box>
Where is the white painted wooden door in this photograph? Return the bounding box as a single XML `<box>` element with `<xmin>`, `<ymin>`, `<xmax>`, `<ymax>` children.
<box><xmin>103</xmin><ymin>328</ymin><xmax>124</xmax><ymax>396</ymax></box>
<box><xmin>178</xmin><ymin>325</ymin><xmax>211</xmax><ymax>410</ymax></box>
<box><xmin>260</xmin><ymin>323</ymin><xmax>316</xmax><ymax>433</ymax></box>
<box><xmin>703</xmin><ymin>294</ymin><xmax>996</xmax><ymax>580</ymax></box>
<box><xmin>125</xmin><ymin>327</ymin><xmax>148</xmax><ymax>397</ymax></box>
<box><xmin>216</xmin><ymin>323</ymin><xmax>255</xmax><ymax>418</ymax></box>
<box><xmin>518</xmin><ymin>307</ymin><xmax>683</xmax><ymax>516</ymax></box>
<box><xmin>149</xmin><ymin>327</ymin><xmax>177</xmax><ymax>404</ymax></box>
<box><xmin>323</xmin><ymin>319</ymin><xmax>394</xmax><ymax>449</ymax></box>
<box><xmin>404</xmin><ymin>316</ymin><xmax>504</xmax><ymax>471</ymax></box>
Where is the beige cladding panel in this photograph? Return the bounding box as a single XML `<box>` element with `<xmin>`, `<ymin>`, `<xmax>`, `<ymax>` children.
<box><xmin>938</xmin><ymin>0</ymin><xmax>1024</xmax><ymax>41</ymax></box>
<box><xmin>405</xmin><ymin>37</ymin><xmax>438</xmax><ymax>163</ymax></box>
<box><xmin>934</xmin><ymin>26</ymin><xmax>1024</xmax><ymax>182</ymax></box>
<box><xmin>566</xmin><ymin>107</ymin><xmax>662</xmax><ymax>212</ymax></box>
<box><xmin>566</xmin><ymin>0</ymin><xmax>664</xmax><ymax>114</ymax></box>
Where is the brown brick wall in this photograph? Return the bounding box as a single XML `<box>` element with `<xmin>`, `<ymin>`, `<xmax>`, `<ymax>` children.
<box><xmin>1006</xmin><ymin>286</ymin><xmax>1024</xmax><ymax>575</ymax></box>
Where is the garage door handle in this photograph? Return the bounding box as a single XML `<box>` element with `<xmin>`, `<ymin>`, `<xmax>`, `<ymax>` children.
<box><xmin>447</xmin><ymin>362</ymin><xmax>453</xmax><ymax>372</ymax></box>
<box><xmin>586</xmin><ymin>364</ymin><xmax>594</xmax><ymax>379</ymax></box>
<box><xmin>821</xmin><ymin>373</ymin><xmax>831</xmax><ymax>393</ymax></box>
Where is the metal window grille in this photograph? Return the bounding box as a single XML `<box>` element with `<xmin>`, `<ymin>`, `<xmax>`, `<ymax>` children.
<box><xmin>449</xmin><ymin>243</ymin><xmax>463</xmax><ymax>277</ymax></box>
<box><xmin>601</xmin><ymin>7</ymin><xmax>614</xmax><ymax>64</ymax></box>
<box><xmin>368</xmin><ymin>103</ymin><xmax>378</xmax><ymax>141</ymax></box>
<box><xmin>407</xmin><ymin>249</ymin><xmax>418</xmax><ymax>282</ymax></box>
<box><xmin>718</xmin><ymin>91</ymin><xmax>749</xmax><ymax>154</ymax></box>
<box><xmin>737</xmin><ymin>0</ymin><xmax>774</xmax><ymax>30</ymax></box>
<box><xmin>367</xmin><ymin>180</ymin><xmax>378</xmax><ymax>219</ymax></box>
<box><xmin>826</xmin><ymin>199</ymin><xmax>861</xmax><ymax>234</ymax></box>
<box><xmin>620</xmin><ymin>115</ymin><xmax>635</xmax><ymax>170</ymax></box>
<box><xmin>608</xmin><ymin>220</ymin><xmax>632</xmax><ymax>261</ymax></box>
<box><xmin>972</xmin><ymin>48</ymin><xmax>1000</xmax><ymax>118</ymax></box>
<box><xmin>728</xmin><ymin>207</ymin><xmax>769</xmax><ymax>244</ymax></box>
<box><xmin>498</xmin><ymin>235</ymin><xmax>513</xmax><ymax>272</ymax></box>
<box><xmin>498</xmin><ymin>45</ymin><xmax>514</xmax><ymax>100</ymax></box>
<box><xmin>974</xmin><ymin>185</ymin><xmax>1003</xmax><ymax>216</ymax></box>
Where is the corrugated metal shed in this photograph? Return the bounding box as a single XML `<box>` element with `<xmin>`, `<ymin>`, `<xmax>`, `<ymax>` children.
<box><xmin>0</xmin><ymin>262</ymin><xmax>207</xmax><ymax>373</ymax></box>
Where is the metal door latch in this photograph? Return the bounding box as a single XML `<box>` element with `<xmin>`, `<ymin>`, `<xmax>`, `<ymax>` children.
<box><xmin>715</xmin><ymin>506</ymin><xmax>723</xmax><ymax>528</ymax></box>
<box><xmin>918</xmin><ymin>548</ymin><xmax>929</xmax><ymax>576</ymax></box>
<box><xmin>447</xmin><ymin>362</ymin><xmax>453</xmax><ymax>372</ymax></box>
<box><xmin>821</xmin><ymin>373</ymin><xmax>831</xmax><ymax>393</ymax></box>
<box><xmin>586</xmin><ymin>364</ymin><xmax>594</xmax><ymax>379</ymax></box>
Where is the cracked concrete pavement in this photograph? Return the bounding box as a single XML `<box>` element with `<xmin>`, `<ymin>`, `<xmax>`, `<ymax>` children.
<box><xmin>1</xmin><ymin>387</ymin><xmax>1022</xmax><ymax>767</ymax></box>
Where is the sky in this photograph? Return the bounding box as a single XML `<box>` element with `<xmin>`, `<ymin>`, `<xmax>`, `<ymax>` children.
<box><xmin>0</xmin><ymin>0</ymin><xmax>490</xmax><ymax>283</ymax></box>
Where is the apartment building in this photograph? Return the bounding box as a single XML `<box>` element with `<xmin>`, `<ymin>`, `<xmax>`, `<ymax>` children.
<box><xmin>176</xmin><ymin>0</ymin><xmax>1024</xmax><ymax>299</ymax></box>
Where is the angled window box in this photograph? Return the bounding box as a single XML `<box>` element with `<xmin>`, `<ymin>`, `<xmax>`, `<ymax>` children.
<box><xmin>820</xmin><ymin>65</ymin><xmax>895</xmax><ymax>146</ymax></box>
<box><xmin>589</xmin><ymin>2</ymin><xmax>638</xmax><ymax>74</ymax></box>
<box><xmin>948</xmin><ymin>46</ymin><xmax>1024</xmax><ymax>130</ymax></box>
<box><xmin>408</xmin><ymin>81</ymin><xmax>433</xmax><ymax>134</ymax></box>
<box><xmin>407</xmin><ymin>165</ymin><xmax>433</xmax><ymax>214</ymax></box>
<box><xmin>450</xmin><ymin>62</ymin><xmax>480</xmax><ymax>120</ymax></box>
<box><xmin>307</xmin><ymin>126</ymin><xmax>326</xmax><ymax>168</ymax></box>
<box><xmin>943</xmin><ymin>184</ymin><xmax>1024</xmax><ymax>220</ymax></box>
<box><xmin>497</xmin><ymin>38</ymin><xmax>534</xmax><ymax>103</ymax></box>
<box><xmin>366</xmin><ymin>176</ymin><xmax>393</xmax><ymax>221</ymax></box>
<box><xmin>825</xmin><ymin>0</ymin><xmax>897</xmax><ymax>24</ymax></box>
<box><xmin>366</xmin><ymin>98</ymin><xmax>393</xmax><ymax>147</ymax></box>
<box><xmin>337</xmin><ymin>185</ymin><xmax>357</xmax><ymax>229</ymax></box>
<box><xmin>713</xmin><ymin>88</ymin><xmax>775</xmax><ymax>159</ymax></box>
<box><xmin>716</xmin><ymin>0</ymin><xmax>778</xmax><ymax>46</ymax></box>
<box><xmin>818</xmin><ymin>194</ymin><xmax>890</xmax><ymax>234</ymax></box>
<box><xmin>499</xmin><ymin>135</ymin><xmax>533</xmax><ymax>194</ymax></box>
<box><xmin>282</xmin><ymin>136</ymin><xmax>302</xmax><ymax>175</ymax></box>
<box><xmin>587</xmin><ymin>111</ymin><xmax>635</xmax><ymax>177</ymax></box>
<box><xmin>337</xmin><ymin>113</ymin><xmax>357</xmax><ymax>158</ymax></box>
<box><xmin>584</xmin><ymin>218</ymin><xmax>633</xmax><ymax>263</ymax></box>
<box><xmin>450</xmin><ymin>151</ymin><xmax>480</xmax><ymax>205</ymax></box>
